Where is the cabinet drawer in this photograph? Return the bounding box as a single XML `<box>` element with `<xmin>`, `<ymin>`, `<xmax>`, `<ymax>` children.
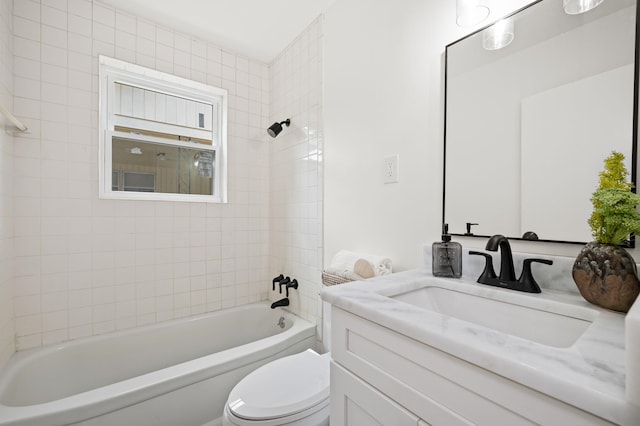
<box><xmin>331</xmin><ymin>361</ymin><xmax>419</xmax><ymax>426</ymax></box>
<box><xmin>331</xmin><ymin>307</ymin><xmax>611</xmax><ymax>426</ymax></box>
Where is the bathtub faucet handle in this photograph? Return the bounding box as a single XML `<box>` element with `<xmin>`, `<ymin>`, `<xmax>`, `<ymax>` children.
<box><xmin>278</xmin><ymin>276</ymin><xmax>291</xmax><ymax>294</ymax></box>
<box><xmin>272</xmin><ymin>274</ymin><xmax>284</xmax><ymax>291</ymax></box>
<box><xmin>285</xmin><ymin>279</ymin><xmax>298</xmax><ymax>297</ymax></box>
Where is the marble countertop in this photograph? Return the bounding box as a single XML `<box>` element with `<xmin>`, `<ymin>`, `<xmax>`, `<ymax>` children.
<box><xmin>321</xmin><ymin>266</ymin><xmax>640</xmax><ymax>425</ymax></box>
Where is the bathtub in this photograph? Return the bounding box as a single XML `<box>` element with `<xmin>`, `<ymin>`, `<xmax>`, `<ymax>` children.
<box><xmin>0</xmin><ymin>303</ymin><xmax>316</xmax><ymax>426</ymax></box>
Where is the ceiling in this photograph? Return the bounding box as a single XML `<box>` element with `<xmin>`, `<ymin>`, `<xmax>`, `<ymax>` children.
<box><xmin>98</xmin><ymin>0</ymin><xmax>334</xmax><ymax>63</ymax></box>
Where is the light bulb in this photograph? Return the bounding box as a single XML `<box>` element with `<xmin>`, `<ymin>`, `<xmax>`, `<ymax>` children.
<box><xmin>456</xmin><ymin>0</ymin><xmax>490</xmax><ymax>27</ymax></box>
<box><xmin>563</xmin><ymin>0</ymin><xmax>605</xmax><ymax>15</ymax></box>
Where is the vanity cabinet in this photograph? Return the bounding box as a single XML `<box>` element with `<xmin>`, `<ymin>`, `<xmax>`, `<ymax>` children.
<box><xmin>331</xmin><ymin>362</ymin><xmax>419</xmax><ymax>426</ymax></box>
<box><xmin>330</xmin><ymin>306</ymin><xmax>613</xmax><ymax>426</ymax></box>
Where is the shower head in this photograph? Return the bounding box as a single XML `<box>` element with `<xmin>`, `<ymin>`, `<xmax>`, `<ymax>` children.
<box><xmin>267</xmin><ymin>119</ymin><xmax>291</xmax><ymax>138</ymax></box>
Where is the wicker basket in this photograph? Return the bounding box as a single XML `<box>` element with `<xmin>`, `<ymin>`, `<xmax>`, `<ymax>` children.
<box><xmin>321</xmin><ymin>270</ymin><xmax>353</xmax><ymax>286</ymax></box>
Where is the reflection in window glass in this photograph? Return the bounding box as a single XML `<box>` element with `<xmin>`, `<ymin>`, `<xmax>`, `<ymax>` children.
<box><xmin>112</xmin><ymin>137</ymin><xmax>214</xmax><ymax>196</ymax></box>
<box><xmin>123</xmin><ymin>172</ymin><xmax>155</xmax><ymax>192</ymax></box>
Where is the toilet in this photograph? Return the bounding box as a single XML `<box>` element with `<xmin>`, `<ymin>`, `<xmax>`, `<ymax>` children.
<box><xmin>223</xmin><ymin>349</ymin><xmax>331</xmax><ymax>426</ymax></box>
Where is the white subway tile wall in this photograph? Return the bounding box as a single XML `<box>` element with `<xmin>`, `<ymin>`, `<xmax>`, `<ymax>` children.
<box><xmin>10</xmin><ymin>0</ymin><xmax>272</xmax><ymax>350</ymax></box>
<box><xmin>269</xmin><ymin>17</ymin><xmax>324</xmax><ymax>334</ymax></box>
<box><xmin>0</xmin><ymin>0</ymin><xmax>15</xmax><ymax>370</ymax></box>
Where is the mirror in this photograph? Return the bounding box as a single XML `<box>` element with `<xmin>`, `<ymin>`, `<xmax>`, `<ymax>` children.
<box><xmin>444</xmin><ymin>0</ymin><xmax>638</xmax><ymax>244</ymax></box>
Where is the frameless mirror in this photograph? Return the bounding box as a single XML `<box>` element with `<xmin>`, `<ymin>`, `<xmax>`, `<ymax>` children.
<box><xmin>444</xmin><ymin>0</ymin><xmax>638</xmax><ymax>244</ymax></box>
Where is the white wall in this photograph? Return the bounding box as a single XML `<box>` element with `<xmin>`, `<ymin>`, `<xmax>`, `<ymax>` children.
<box><xmin>10</xmin><ymin>0</ymin><xmax>271</xmax><ymax>350</ymax></box>
<box><xmin>0</xmin><ymin>0</ymin><xmax>15</xmax><ymax>369</ymax></box>
<box><xmin>323</xmin><ymin>0</ymin><xmax>598</xmax><ymax>271</ymax></box>
<box><xmin>520</xmin><ymin>65</ymin><xmax>632</xmax><ymax>242</ymax></box>
<box><xmin>269</xmin><ymin>17</ymin><xmax>324</xmax><ymax>332</ymax></box>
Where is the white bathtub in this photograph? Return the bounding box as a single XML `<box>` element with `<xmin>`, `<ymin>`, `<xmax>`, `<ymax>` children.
<box><xmin>0</xmin><ymin>303</ymin><xmax>316</xmax><ymax>426</ymax></box>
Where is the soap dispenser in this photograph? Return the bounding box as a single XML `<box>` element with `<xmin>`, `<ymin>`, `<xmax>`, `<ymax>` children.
<box><xmin>432</xmin><ymin>224</ymin><xmax>462</xmax><ymax>278</ymax></box>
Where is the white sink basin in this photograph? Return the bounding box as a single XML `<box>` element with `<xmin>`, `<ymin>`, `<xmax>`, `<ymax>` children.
<box><xmin>392</xmin><ymin>285</ymin><xmax>598</xmax><ymax>347</ymax></box>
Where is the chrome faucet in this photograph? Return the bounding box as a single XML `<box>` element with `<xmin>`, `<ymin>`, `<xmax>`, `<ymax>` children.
<box><xmin>469</xmin><ymin>234</ymin><xmax>553</xmax><ymax>293</ymax></box>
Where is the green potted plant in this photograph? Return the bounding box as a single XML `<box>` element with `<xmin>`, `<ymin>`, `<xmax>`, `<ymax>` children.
<box><xmin>572</xmin><ymin>151</ymin><xmax>640</xmax><ymax>312</ymax></box>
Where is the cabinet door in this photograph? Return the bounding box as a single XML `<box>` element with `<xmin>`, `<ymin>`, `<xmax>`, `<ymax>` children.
<box><xmin>331</xmin><ymin>361</ymin><xmax>419</xmax><ymax>426</ymax></box>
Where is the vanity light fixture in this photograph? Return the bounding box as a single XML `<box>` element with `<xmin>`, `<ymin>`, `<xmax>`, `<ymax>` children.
<box><xmin>267</xmin><ymin>119</ymin><xmax>291</xmax><ymax>138</ymax></box>
<box><xmin>563</xmin><ymin>0</ymin><xmax>605</xmax><ymax>15</ymax></box>
<box><xmin>456</xmin><ymin>0</ymin><xmax>490</xmax><ymax>27</ymax></box>
<box><xmin>483</xmin><ymin>18</ymin><xmax>515</xmax><ymax>50</ymax></box>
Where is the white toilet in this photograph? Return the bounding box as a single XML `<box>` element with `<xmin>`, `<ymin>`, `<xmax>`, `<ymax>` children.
<box><xmin>222</xmin><ymin>349</ymin><xmax>331</xmax><ymax>426</ymax></box>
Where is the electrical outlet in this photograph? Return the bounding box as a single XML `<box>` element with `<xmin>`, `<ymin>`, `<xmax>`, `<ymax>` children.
<box><xmin>383</xmin><ymin>155</ymin><xmax>399</xmax><ymax>184</ymax></box>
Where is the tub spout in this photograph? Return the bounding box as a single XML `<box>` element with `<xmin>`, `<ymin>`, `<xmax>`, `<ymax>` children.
<box><xmin>270</xmin><ymin>298</ymin><xmax>290</xmax><ymax>309</ymax></box>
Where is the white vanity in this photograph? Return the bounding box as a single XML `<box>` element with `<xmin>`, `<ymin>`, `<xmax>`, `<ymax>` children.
<box><xmin>320</xmin><ymin>249</ymin><xmax>640</xmax><ymax>425</ymax></box>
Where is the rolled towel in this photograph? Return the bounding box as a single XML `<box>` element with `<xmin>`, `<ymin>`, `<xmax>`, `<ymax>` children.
<box><xmin>327</xmin><ymin>250</ymin><xmax>392</xmax><ymax>279</ymax></box>
<box><xmin>354</xmin><ymin>259</ymin><xmax>375</xmax><ymax>278</ymax></box>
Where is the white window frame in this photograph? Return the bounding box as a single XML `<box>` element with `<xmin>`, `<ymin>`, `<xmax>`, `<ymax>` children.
<box><xmin>98</xmin><ymin>55</ymin><xmax>228</xmax><ymax>203</ymax></box>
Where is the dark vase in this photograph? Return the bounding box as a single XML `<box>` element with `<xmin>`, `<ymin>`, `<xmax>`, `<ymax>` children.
<box><xmin>572</xmin><ymin>242</ymin><xmax>640</xmax><ymax>313</ymax></box>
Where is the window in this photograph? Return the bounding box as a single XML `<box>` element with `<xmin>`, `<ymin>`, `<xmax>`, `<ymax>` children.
<box><xmin>99</xmin><ymin>56</ymin><xmax>228</xmax><ymax>202</ymax></box>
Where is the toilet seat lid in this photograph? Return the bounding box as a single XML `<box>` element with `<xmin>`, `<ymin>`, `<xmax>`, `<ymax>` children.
<box><xmin>227</xmin><ymin>349</ymin><xmax>330</xmax><ymax>421</ymax></box>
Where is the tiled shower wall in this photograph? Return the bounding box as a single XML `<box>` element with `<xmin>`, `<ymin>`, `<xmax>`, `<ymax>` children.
<box><xmin>10</xmin><ymin>0</ymin><xmax>271</xmax><ymax>350</ymax></box>
<box><xmin>269</xmin><ymin>17</ymin><xmax>324</xmax><ymax>332</ymax></box>
<box><xmin>0</xmin><ymin>0</ymin><xmax>15</xmax><ymax>369</ymax></box>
